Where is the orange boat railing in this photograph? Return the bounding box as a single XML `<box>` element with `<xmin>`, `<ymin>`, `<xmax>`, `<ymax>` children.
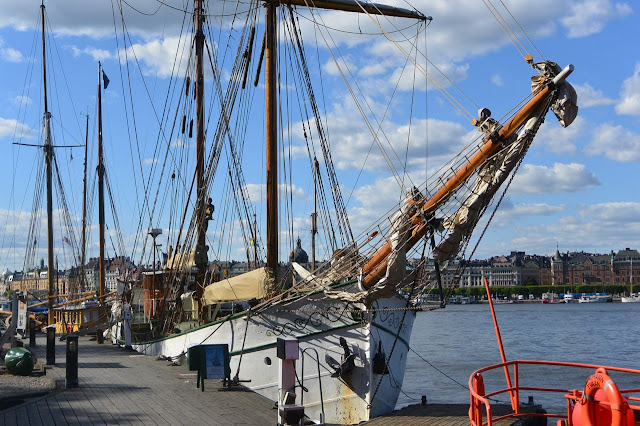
<box><xmin>469</xmin><ymin>359</ymin><xmax>640</xmax><ymax>426</ymax></box>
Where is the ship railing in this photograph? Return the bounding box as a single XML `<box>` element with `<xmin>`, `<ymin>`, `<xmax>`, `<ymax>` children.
<box><xmin>469</xmin><ymin>359</ymin><xmax>640</xmax><ymax>426</ymax></box>
<box><xmin>300</xmin><ymin>347</ymin><xmax>326</xmax><ymax>425</ymax></box>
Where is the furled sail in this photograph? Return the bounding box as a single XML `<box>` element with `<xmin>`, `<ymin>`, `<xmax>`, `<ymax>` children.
<box><xmin>202</xmin><ymin>267</ymin><xmax>274</xmax><ymax>303</ymax></box>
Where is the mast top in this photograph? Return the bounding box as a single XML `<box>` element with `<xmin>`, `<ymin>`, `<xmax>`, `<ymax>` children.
<box><xmin>267</xmin><ymin>0</ymin><xmax>429</xmax><ymax>21</ymax></box>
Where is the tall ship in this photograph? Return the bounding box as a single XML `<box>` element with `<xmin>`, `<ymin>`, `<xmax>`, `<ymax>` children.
<box><xmin>86</xmin><ymin>0</ymin><xmax>580</xmax><ymax>424</ymax></box>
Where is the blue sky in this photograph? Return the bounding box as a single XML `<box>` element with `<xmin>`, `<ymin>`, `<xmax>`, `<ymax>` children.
<box><xmin>0</xmin><ymin>0</ymin><xmax>638</xmax><ymax>272</ymax></box>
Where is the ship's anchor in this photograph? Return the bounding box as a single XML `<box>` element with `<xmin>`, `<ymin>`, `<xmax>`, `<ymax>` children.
<box><xmin>325</xmin><ymin>337</ymin><xmax>356</xmax><ymax>379</ymax></box>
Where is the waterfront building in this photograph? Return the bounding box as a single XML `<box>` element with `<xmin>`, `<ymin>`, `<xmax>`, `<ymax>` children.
<box><xmin>550</xmin><ymin>248</ymin><xmax>639</xmax><ymax>286</ymax></box>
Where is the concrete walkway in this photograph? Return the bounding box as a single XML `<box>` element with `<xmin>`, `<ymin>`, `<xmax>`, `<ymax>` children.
<box><xmin>1</xmin><ymin>334</ymin><xmax>275</xmax><ymax>425</ymax></box>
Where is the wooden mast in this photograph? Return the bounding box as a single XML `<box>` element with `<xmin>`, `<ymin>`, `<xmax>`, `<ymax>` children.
<box><xmin>97</xmin><ymin>62</ymin><xmax>105</xmax><ymax>300</ymax></box>
<box><xmin>311</xmin><ymin>157</ymin><xmax>319</xmax><ymax>271</ymax></box>
<box><xmin>41</xmin><ymin>3</ymin><xmax>55</xmax><ymax>326</ymax></box>
<box><xmin>194</xmin><ymin>0</ymin><xmax>207</xmax><ymax>313</ymax></box>
<box><xmin>262</xmin><ymin>0</ymin><xmax>424</xmax><ymax>276</ymax></box>
<box><xmin>80</xmin><ymin>112</ymin><xmax>89</xmax><ymax>293</ymax></box>
<box><xmin>265</xmin><ymin>1</ymin><xmax>278</xmax><ymax>272</ymax></box>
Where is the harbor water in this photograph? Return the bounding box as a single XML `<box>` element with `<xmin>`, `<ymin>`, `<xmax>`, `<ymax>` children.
<box><xmin>399</xmin><ymin>302</ymin><xmax>640</xmax><ymax>412</ymax></box>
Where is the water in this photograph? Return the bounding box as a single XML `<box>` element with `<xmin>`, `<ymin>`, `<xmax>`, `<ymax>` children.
<box><xmin>399</xmin><ymin>302</ymin><xmax>640</xmax><ymax>412</ymax></box>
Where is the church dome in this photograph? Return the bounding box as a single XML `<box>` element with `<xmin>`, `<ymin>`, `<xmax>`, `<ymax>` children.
<box><xmin>293</xmin><ymin>238</ymin><xmax>308</xmax><ymax>264</ymax></box>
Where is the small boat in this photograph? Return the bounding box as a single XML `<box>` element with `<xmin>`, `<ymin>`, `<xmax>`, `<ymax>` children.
<box><xmin>563</xmin><ymin>293</ymin><xmax>575</xmax><ymax>303</ymax></box>
<box><xmin>541</xmin><ymin>292</ymin><xmax>557</xmax><ymax>303</ymax></box>
<box><xmin>621</xmin><ymin>293</ymin><xmax>640</xmax><ymax>303</ymax></box>
<box><xmin>578</xmin><ymin>293</ymin><xmax>610</xmax><ymax>303</ymax></box>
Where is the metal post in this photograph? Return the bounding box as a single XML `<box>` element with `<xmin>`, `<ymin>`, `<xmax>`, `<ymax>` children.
<box><xmin>276</xmin><ymin>337</ymin><xmax>304</xmax><ymax>425</ymax></box>
<box><xmin>123</xmin><ymin>303</ymin><xmax>132</xmax><ymax>350</ymax></box>
<box><xmin>46</xmin><ymin>325</ymin><xmax>55</xmax><ymax>365</ymax></box>
<box><xmin>29</xmin><ymin>319</ymin><xmax>36</xmax><ymax>347</ymax></box>
<box><xmin>66</xmin><ymin>335</ymin><xmax>79</xmax><ymax>388</ymax></box>
<box><xmin>10</xmin><ymin>291</ymin><xmax>18</xmax><ymax>348</ymax></box>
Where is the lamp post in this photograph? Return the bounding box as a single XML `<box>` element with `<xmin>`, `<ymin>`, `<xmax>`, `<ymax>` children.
<box><xmin>148</xmin><ymin>228</ymin><xmax>162</xmax><ymax>316</ymax></box>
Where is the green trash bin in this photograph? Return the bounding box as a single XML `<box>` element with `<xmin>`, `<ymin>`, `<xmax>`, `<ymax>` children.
<box><xmin>4</xmin><ymin>347</ymin><xmax>35</xmax><ymax>376</ymax></box>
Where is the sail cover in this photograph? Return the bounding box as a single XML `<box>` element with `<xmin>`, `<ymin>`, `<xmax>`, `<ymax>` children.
<box><xmin>202</xmin><ymin>267</ymin><xmax>274</xmax><ymax>303</ymax></box>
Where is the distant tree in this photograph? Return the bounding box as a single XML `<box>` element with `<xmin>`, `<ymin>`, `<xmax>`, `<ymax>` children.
<box><xmin>525</xmin><ymin>277</ymin><xmax>537</xmax><ymax>286</ymax></box>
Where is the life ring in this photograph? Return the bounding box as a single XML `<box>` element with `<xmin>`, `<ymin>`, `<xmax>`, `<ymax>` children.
<box><xmin>573</xmin><ymin>367</ymin><xmax>633</xmax><ymax>426</ymax></box>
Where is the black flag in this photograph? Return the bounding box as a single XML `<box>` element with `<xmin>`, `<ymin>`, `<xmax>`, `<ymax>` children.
<box><xmin>102</xmin><ymin>70</ymin><xmax>110</xmax><ymax>90</ymax></box>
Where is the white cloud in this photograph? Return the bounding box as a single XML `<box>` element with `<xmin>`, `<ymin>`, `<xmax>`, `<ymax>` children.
<box><xmin>244</xmin><ymin>183</ymin><xmax>305</xmax><ymax>202</ymax></box>
<box><xmin>123</xmin><ymin>37</ymin><xmax>188</xmax><ymax>78</ymax></box>
<box><xmin>572</xmin><ymin>82</ymin><xmax>615</xmax><ymax>107</ymax></box>
<box><xmin>616</xmin><ymin>62</ymin><xmax>640</xmax><ymax>116</ymax></box>
<box><xmin>511</xmin><ymin>163</ymin><xmax>600</xmax><ymax>194</ymax></box>
<box><xmin>1</xmin><ymin>47</ymin><xmax>24</xmax><ymax>62</ymax></box>
<box><xmin>586</xmin><ymin>123</ymin><xmax>640</xmax><ymax>162</ymax></box>
<box><xmin>0</xmin><ymin>37</ymin><xmax>24</xmax><ymax>62</ymax></box>
<box><xmin>323</xmin><ymin>57</ymin><xmax>358</xmax><ymax>77</ymax></box>
<box><xmin>492</xmin><ymin>200</ymin><xmax>566</xmax><ymax>225</ymax></box>
<box><xmin>507</xmin><ymin>202</ymin><xmax>565</xmax><ymax>217</ymax></box>
<box><xmin>69</xmin><ymin>45</ymin><xmax>113</xmax><ymax>61</ymax></box>
<box><xmin>0</xmin><ymin>117</ymin><xmax>32</xmax><ymax>140</ymax></box>
<box><xmin>535</xmin><ymin>116</ymin><xmax>588</xmax><ymax>155</ymax></box>
<box><xmin>561</xmin><ymin>0</ymin><xmax>632</xmax><ymax>38</ymax></box>
<box><xmin>144</xmin><ymin>157</ymin><xmax>159</xmax><ymax>165</ymax></box>
<box><xmin>295</xmin><ymin>96</ymin><xmax>469</xmax><ymax>173</ymax></box>
<box><xmin>508</xmin><ymin>202</ymin><xmax>640</xmax><ymax>255</ymax></box>
<box><xmin>11</xmin><ymin>95</ymin><xmax>32</xmax><ymax>106</ymax></box>
<box><xmin>0</xmin><ymin>1</ymin><xmax>252</xmax><ymax>39</ymax></box>
<box><xmin>491</xmin><ymin>74</ymin><xmax>503</xmax><ymax>87</ymax></box>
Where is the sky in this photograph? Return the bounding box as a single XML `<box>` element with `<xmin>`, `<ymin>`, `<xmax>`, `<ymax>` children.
<box><xmin>0</xmin><ymin>0</ymin><xmax>638</xmax><ymax>272</ymax></box>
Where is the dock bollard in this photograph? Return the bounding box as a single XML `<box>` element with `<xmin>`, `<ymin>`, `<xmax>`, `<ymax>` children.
<box><xmin>46</xmin><ymin>326</ymin><xmax>56</xmax><ymax>365</ymax></box>
<box><xmin>96</xmin><ymin>329</ymin><xmax>104</xmax><ymax>344</ymax></box>
<box><xmin>29</xmin><ymin>319</ymin><xmax>36</xmax><ymax>347</ymax></box>
<box><xmin>66</xmin><ymin>335</ymin><xmax>79</xmax><ymax>388</ymax></box>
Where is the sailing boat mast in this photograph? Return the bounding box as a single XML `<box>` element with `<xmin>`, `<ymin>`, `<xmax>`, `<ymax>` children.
<box><xmin>265</xmin><ymin>2</ymin><xmax>278</xmax><ymax>271</ymax></box>
<box><xmin>194</xmin><ymin>0</ymin><xmax>207</xmax><ymax>310</ymax></box>
<box><xmin>97</xmin><ymin>62</ymin><xmax>105</xmax><ymax>300</ymax></box>
<box><xmin>80</xmin><ymin>112</ymin><xmax>89</xmax><ymax>293</ymax></box>
<box><xmin>262</xmin><ymin>0</ymin><xmax>424</xmax><ymax>274</ymax></box>
<box><xmin>311</xmin><ymin>158</ymin><xmax>319</xmax><ymax>271</ymax></box>
<box><xmin>41</xmin><ymin>3</ymin><xmax>55</xmax><ymax>326</ymax></box>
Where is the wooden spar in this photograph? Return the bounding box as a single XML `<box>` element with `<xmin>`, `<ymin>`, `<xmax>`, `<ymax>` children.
<box><xmin>253</xmin><ymin>213</ymin><xmax>258</xmax><ymax>269</ymax></box>
<box><xmin>265</xmin><ymin>1</ymin><xmax>278</xmax><ymax>271</ymax></box>
<box><xmin>41</xmin><ymin>4</ymin><xmax>55</xmax><ymax>326</ymax></box>
<box><xmin>266</xmin><ymin>0</ymin><xmax>426</xmax><ymax>20</ymax></box>
<box><xmin>98</xmin><ymin>62</ymin><xmax>106</xmax><ymax>301</ymax></box>
<box><xmin>361</xmin><ymin>65</ymin><xmax>574</xmax><ymax>288</ymax></box>
<box><xmin>54</xmin><ymin>290</ymin><xmax>117</xmax><ymax>309</ymax></box>
<box><xmin>194</xmin><ymin>0</ymin><xmax>206</xmax><ymax>313</ymax></box>
<box><xmin>81</xmin><ymin>112</ymin><xmax>89</xmax><ymax>294</ymax></box>
<box><xmin>311</xmin><ymin>157</ymin><xmax>319</xmax><ymax>271</ymax></box>
<box><xmin>262</xmin><ymin>0</ymin><xmax>423</xmax><ymax>275</ymax></box>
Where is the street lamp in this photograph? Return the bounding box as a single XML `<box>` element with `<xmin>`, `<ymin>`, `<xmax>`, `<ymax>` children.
<box><xmin>148</xmin><ymin>228</ymin><xmax>162</xmax><ymax>316</ymax></box>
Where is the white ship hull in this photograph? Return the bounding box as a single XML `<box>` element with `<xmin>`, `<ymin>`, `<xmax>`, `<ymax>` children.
<box><xmin>133</xmin><ymin>282</ymin><xmax>415</xmax><ymax>424</ymax></box>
